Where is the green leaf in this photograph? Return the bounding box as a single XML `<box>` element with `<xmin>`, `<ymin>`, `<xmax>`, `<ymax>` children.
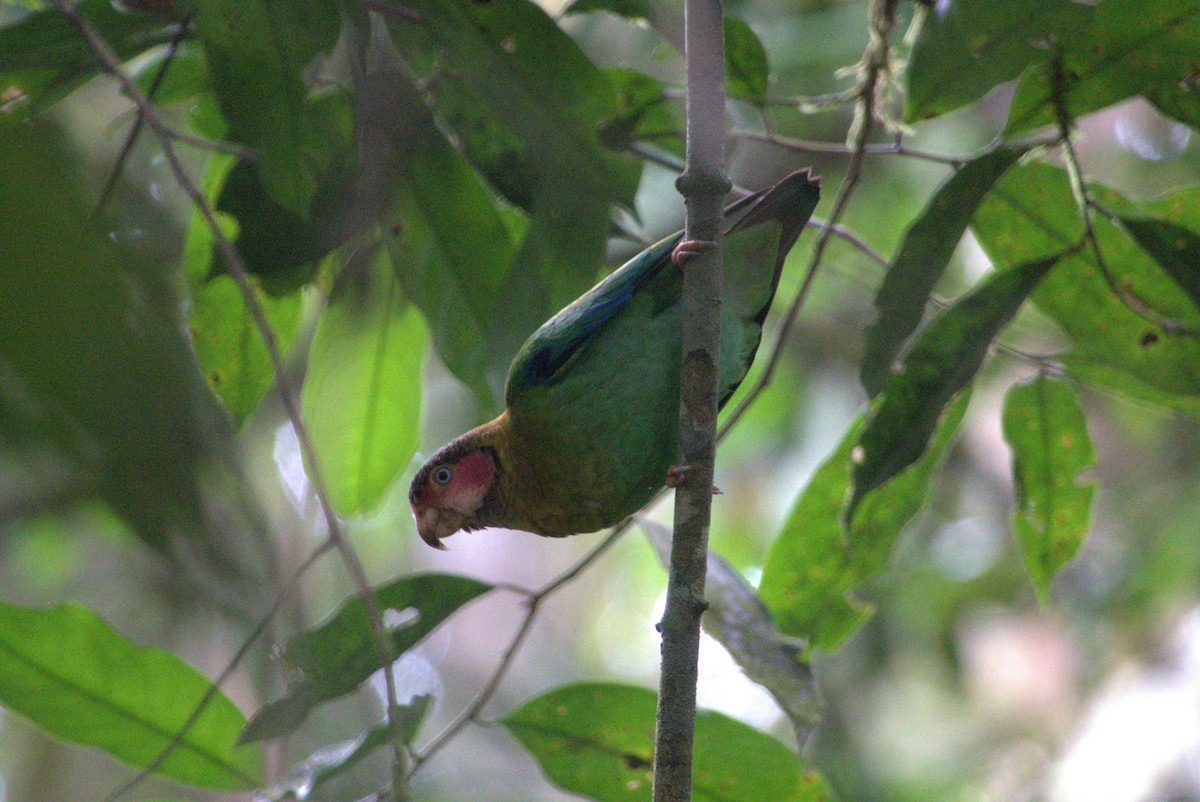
<box><xmin>386</xmin><ymin>0</ymin><xmax>641</xmax><ymax>378</ymax></box>
<box><xmin>760</xmin><ymin>394</ymin><xmax>969</xmax><ymax>652</ymax></box>
<box><xmin>641</xmin><ymin>520</ymin><xmax>819</xmax><ymax>742</ymax></box>
<box><xmin>1119</xmin><ymin>216</ymin><xmax>1200</xmax><ymax>312</ymax></box>
<box><xmin>302</xmin><ymin>249</ymin><xmax>428</xmax><ymax>516</ymax></box>
<box><xmin>1005</xmin><ymin>0</ymin><xmax>1200</xmax><ymax>135</ymax></box>
<box><xmin>384</xmin><ymin>70</ymin><xmax>516</xmax><ymax>413</ymax></box>
<box><xmin>386</xmin><ymin>0</ymin><xmax>640</xmax><ymax>213</ymax></box>
<box><xmin>849</xmin><ymin>255</ymin><xmax>1061</xmax><ymax>522</ymax></box>
<box><xmin>0</xmin><ymin>0</ymin><xmax>179</xmax><ymax>115</ymax></box>
<box><xmin>242</xmin><ymin>574</ymin><xmax>492</xmax><ymax>742</ymax></box>
<box><xmin>598</xmin><ymin>67</ymin><xmax>684</xmax><ymax>158</ymax></box>
<box><xmin>724</xmin><ymin>17</ymin><xmax>769</xmax><ymax>101</ymax></box>
<box><xmin>905</xmin><ymin>0</ymin><xmax>1092</xmax><ymax>122</ymax></box>
<box><xmin>0</xmin><ymin>119</ymin><xmax>232</xmax><ymax>554</ymax></box>
<box><xmin>214</xmin><ymin>91</ymin><xmax>360</xmax><ymax>293</ymax></box>
<box><xmin>502</xmin><ymin>683</ymin><xmax>828</xmax><ymax>802</ymax></box>
<box><xmin>861</xmin><ymin>146</ymin><xmax>1027</xmax><ymax>396</ymax></box>
<box><xmin>192</xmin><ymin>0</ymin><xmax>343</xmax><ymax>212</ymax></box>
<box><xmin>973</xmin><ymin>163</ymin><xmax>1200</xmax><ymax>416</ymax></box>
<box><xmin>185</xmin><ymin>153</ymin><xmax>303</xmax><ymax>423</ymax></box>
<box><xmin>1002</xmin><ymin>376</ymin><xmax>1095</xmax><ymax>604</ymax></box>
<box><xmin>0</xmin><ymin>602</ymin><xmax>262</xmax><ymax>790</ymax></box>
<box><xmin>286</xmin><ymin>696</ymin><xmax>431</xmax><ymax>797</ymax></box>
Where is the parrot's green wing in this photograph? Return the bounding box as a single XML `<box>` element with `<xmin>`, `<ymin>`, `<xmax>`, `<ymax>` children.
<box><xmin>497</xmin><ymin>169</ymin><xmax>819</xmax><ymax>531</ymax></box>
<box><xmin>507</xmin><ymin>169</ymin><xmax>821</xmax><ymax>405</ymax></box>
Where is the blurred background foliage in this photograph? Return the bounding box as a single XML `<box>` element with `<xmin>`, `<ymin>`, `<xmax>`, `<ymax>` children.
<box><xmin>3</xmin><ymin>0</ymin><xmax>1200</xmax><ymax>800</ymax></box>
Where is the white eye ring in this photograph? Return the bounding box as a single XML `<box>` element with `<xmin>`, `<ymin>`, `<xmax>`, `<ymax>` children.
<box><xmin>433</xmin><ymin>466</ymin><xmax>453</xmax><ymax>485</ymax></box>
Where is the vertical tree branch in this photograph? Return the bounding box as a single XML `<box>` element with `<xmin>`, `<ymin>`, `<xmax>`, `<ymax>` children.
<box><xmin>653</xmin><ymin>1</ymin><xmax>728</xmax><ymax>800</ymax></box>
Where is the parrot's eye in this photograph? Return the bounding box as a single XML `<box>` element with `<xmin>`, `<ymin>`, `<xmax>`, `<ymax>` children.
<box><xmin>432</xmin><ymin>466</ymin><xmax>453</xmax><ymax>486</ymax></box>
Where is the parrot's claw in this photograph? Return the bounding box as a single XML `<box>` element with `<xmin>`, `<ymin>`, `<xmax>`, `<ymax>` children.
<box><xmin>666</xmin><ymin>464</ymin><xmax>692</xmax><ymax>487</ymax></box>
<box><xmin>666</xmin><ymin>464</ymin><xmax>722</xmax><ymax>495</ymax></box>
<box><xmin>671</xmin><ymin>238</ymin><xmax>718</xmax><ymax>267</ymax></box>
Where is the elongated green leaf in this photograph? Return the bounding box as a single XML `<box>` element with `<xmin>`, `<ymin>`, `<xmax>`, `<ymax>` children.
<box><xmin>384</xmin><ymin>70</ymin><xmax>515</xmax><ymax>412</ymax></box>
<box><xmin>0</xmin><ymin>120</ymin><xmax>232</xmax><ymax>555</ymax></box>
<box><xmin>280</xmin><ymin>696</ymin><xmax>431</xmax><ymax>798</ymax></box>
<box><xmin>1002</xmin><ymin>376</ymin><xmax>1095</xmax><ymax>603</ymax></box>
<box><xmin>1120</xmin><ymin>216</ymin><xmax>1200</xmax><ymax>312</ymax></box>
<box><xmin>302</xmin><ymin>250</ymin><xmax>428</xmax><ymax>516</ymax></box>
<box><xmin>243</xmin><ymin>574</ymin><xmax>491</xmax><ymax>742</ymax></box>
<box><xmin>598</xmin><ymin>67</ymin><xmax>684</xmax><ymax>158</ymax></box>
<box><xmin>724</xmin><ymin>17</ymin><xmax>769</xmax><ymax>101</ymax></box>
<box><xmin>193</xmin><ymin>0</ymin><xmax>342</xmax><ymax>212</ymax></box>
<box><xmin>0</xmin><ymin>0</ymin><xmax>179</xmax><ymax>115</ymax></box>
<box><xmin>850</xmin><ymin>256</ymin><xmax>1061</xmax><ymax>521</ymax></box>
<box><xmin>861</xmin><ymin>146</ymin><xmax>1027</xmax><ymax>396</ymax></box>
<box><xmin>1006</xmin><ymin>0</ymin><xmax>1200</xmax><ymax>135</ymax></box>
<box><xmin>760</xmin><ymin>394</ymin><xmax>969</xmax><ymax>652</ymax></box>
<box><xmin>502</xmin><ymin>683</ymin><xmax>828</xmax><ymax>802</ymax></box>
<box><xmin>905</xmin><ymin>0</ymin><xmax>1091</xmax><ymax>121</ymax></box>
<box><xmin>973</xmin><ymin>163</ymin><xmax>1200</xmax><ymax>415</ymax></box>
<box><xmin>0</xmin><ymin>602</ymin><xmax>261</xmax><ymax>790</ymax></box>
<box><xmin>387</xmin><ymin>0</ymin><xmax>640</xmax><ymax>213</ymax></box>
<box><xmin>185</xmin><ymin>153</ymin><xmax>303</xmax><ymax>423</ymax></box>
<box><xmin>387</xmin><ymin>0</ymin><xmax>641</xmax><ymax>378</ymax></box>
<box><xmin>641</xmin><ymin>519</ymin><xmax>819</xmax><ymax>742</ymax></box>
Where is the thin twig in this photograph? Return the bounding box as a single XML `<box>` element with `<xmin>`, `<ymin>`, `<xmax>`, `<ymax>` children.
<box><xmin>730</xmin><ymin>128</ymin><xmax>968</xmax><ymax>166</ymax></box>
<box><xmin>1049</xmin><ymin>55</ymin><xmax>1196</xmax><ymax>336</ymax></box>
<box><xmin>720</xmin><ymin>0</ymin><xmax>897</xmax><ymax>440</ymax></box>
<box><xmin>410</xmin><ymin>524</ymin><xmax>630</xmax><ymax>770</ymax></box>
<box><xmin>101</xmin><ymin>543</ymin><xmax>334</xmax><ymax>802</ymax></box>
<box><xmin>50</xmin><ymin>3</ymin><xmax>408</xmax><ymax>796</ymax></box>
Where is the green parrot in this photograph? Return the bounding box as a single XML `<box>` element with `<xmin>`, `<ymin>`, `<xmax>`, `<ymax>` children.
<box><xmin>410</xmin><ymin>169</ymin><xmax>820</xmax><ymax>548</ymax></box>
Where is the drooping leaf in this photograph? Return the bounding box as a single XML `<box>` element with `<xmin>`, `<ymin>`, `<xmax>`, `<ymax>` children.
<box><xmin>242</xmin><ymin>574</ymin><xmax>492</xmax><ymax>742</ymax></box>
<box><xmin>598</xmin><ymin>67</ymin><xmax>684</xmax><ymax>159</ymax></box>
<box><xmin>192</xmin><ymin>0</ymin><xmax>343</xmax><ymax>212</ymax></box>
<box><xmin>184</xmin><ymin>152</ymin><xmax>303</xmax><ymax>423</ymax></box>
<box><xmin>213</xmin><ymin>91</ymin><xmax>360</xmax><ymax>294</ymax></box>
<box><xmin>384</xmin><ymin>70</ymin><xmax>516</xmax><ymax>413</ymax></box>
<box><xmin>1005</xmin><ymin>0</ymin><xmax>1200</xmax><ymax>135</ymax></box>
<box><xmin>724</xmin><ymin>17</ymin><xmax>770</xmax><ymax>101</ymax></box>
<box><xmin>849</xmin><ymin>255</ymin><xmax>1062</xmax><ymax>521</ymax></box>
<box><xmin>641</xmin><ymin>519</ymin><xmax>819</xmax><ymax>744</ymax></box>
<box><xmin>861</xmin><ymin>146</ymin><xmax>1027</xmax><ymax>397</ymax></box>
<box><xmin>0</xmin><ymin>602</ymin><xmax>262</xmax><ymax>790</ymax></box>
<box><xmin>905</xmin><ymin>0</ymin><xmax>1092</xmax><ymax>121</ymax></box>
<box><xmin>386</xmin><ymin>0</ymin><xmax>642</xmax><ymax>381</ymax></box>
<box><xmin>973</xmin><ymin>163</ymin><xmax>1200</xmax><ymax>416</ymax></box>
<box><xmin>502</xmin><ymin>683</ymin><xmax>829</xmax><ymax>802</ymax></box>
<box><xmin>1002</xmin><ymin>375</ymin><xmax>1096</xmax><ymax>603</ymax></box>
<box><xmin>386</xmin><ymin>0</ymin><xmax>640</xmax><ymax>214</ymax></box>
<box><xmin>1119</xmin><ymin>216</ymin><xmax>1200</xmax><ymax>313</ymax></box>
<box><xmin>302</xmin><ymin>248</ymin><xmax>428</xmax><ymax>517</ymax></box>
<box><xmin>0</xmin><ymin>0</ymin><xmax>180</xmax><ymax>115</ymax></box>
<box><xmin>0</xmin><ymin>119</ymin><xmax>233</xmax><ymax>555</ymax></box>
<box><xmin>760</xmin><ymin>394</ymin><xmax>969</xmax><ymax>652</ymax></box>
<box><xmin>278</xmin><ymin>696</ymin><xmax>431</xmax><ymax>798</ymax></box>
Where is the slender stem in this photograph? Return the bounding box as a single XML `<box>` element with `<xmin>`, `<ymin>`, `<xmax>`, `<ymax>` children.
<box><xmin>730</xmin><ymin>128</ymin><xmax>968</xmax><ymax>166</ymax></box>
<box><xmin>50</xmin><ymin>3</ymin><xmax>407</xmax><ymax>795</ymax></box>
<box><xmin>411</xmin><ymin>525</ymin><xmax>629</xmax><ymax>770</ymax></box>
<box><xmin>653</xmin><ymin>1</ymin><xmax>727</xmax><ymax>800</ymax></box>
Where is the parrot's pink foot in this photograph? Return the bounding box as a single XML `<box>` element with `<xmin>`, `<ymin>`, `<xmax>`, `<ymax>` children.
<box><xmin>666</xmin><ymin>465</ymin><xmax>722</xmax><ymax>494</ymax></box>
<box><xmin>666</xmin><ymin>464</ymin><xmax>692</xmax><ymax>487</ymax></box>
<box><xmin>671</xmin><ymin>239</ymin><xmax>718</xmax><ymax>267</ymax></box>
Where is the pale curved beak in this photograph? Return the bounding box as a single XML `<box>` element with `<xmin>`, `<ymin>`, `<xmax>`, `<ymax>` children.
<box><xmin>412</xmin><ymin>505</ymin><xmax>465</xmax><ymax>550</ymax></box>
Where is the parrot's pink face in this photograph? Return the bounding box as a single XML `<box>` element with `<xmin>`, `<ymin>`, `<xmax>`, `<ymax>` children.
<box><xmin>409</xmin><ymin>449</ymin><xmax>497</xmax><ymax>549</ymax></box>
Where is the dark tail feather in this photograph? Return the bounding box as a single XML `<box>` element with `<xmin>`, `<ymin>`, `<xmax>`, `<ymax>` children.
<box><xmin>723</xmin><ymin>168</ymin><xmax>821</xmax><ymax>326</ymax></box>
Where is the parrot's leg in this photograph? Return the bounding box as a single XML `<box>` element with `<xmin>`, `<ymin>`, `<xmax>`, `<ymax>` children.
<box><xmin>666</xmin><ymin>464</ymin><xmax>723</xmax><ymax>494</ymax></box>
<box><xmin>670</xmin><ymin>239</ymin><xmax>719</xmax><ymax>266</ymax></box>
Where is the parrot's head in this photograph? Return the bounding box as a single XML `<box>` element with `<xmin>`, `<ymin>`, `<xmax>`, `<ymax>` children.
<box><xmin>409</xmin><ymin>443</ymin><xmax>498</xmax><ymax>550</ymax></box>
